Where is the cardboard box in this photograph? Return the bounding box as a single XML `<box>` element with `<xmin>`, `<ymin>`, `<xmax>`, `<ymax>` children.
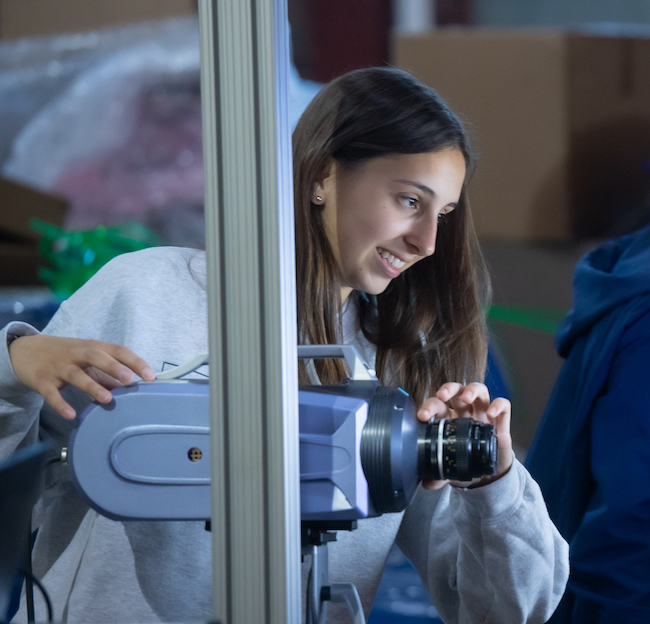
<box><xmin>393</xmin><ymin>29</ymin><xmax>650</xmax><ymax>240</ymax></box>
<box><xmin>0</xmin><ymin>176</ymin><xmax>68</xmax><ymax>286</ymax></box>
<box><xmin>0</xmin><ymin>176</ymin><xmax>67</xmax><ymax>242</ymax></box>
<box><xmin>0</xmin><ymin>0</ymin><xmax>197</xmax><ymax>40</ymax></box>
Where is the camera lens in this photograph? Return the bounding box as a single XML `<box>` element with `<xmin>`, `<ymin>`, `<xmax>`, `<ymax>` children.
<box><xmin>359</xmin><ymin>387</ymin><xmax>499</xmax><ymax>515</ymax></box>
<box><xmin>419</xmin><ymin>418</ymin><xmax>498</xmax><ymax>482</ymax></box>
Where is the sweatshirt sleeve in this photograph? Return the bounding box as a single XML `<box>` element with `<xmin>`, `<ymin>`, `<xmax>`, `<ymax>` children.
<box><xmin>396</xmin><ymin>459</ymin><xmax>569</xmax><ymax>624</ymax></box>
<box><xmin>0</xmin><ymin>321</ymin><xmax>46</xmax><ymax>457</ymax></box>
<box><xmin>564</xmin><ymin>318</ymin><xmax>650</xmax><ymax>622</ymax></box>
<box><xmin>0</xmin><ymin>297</ymin><xmax>85</xmax><ymax>461</ymax></box>
<box><xmin>0</xmin><ymin>257</ymin><xmax>136</xmax><ymax>467</ymax></box>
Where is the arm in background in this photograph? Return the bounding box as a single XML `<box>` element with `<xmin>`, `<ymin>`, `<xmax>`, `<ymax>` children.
<box><xmin>565</xmin><ymin>314</ymin><xmax>650</xmax><ymax>622</ymax></box>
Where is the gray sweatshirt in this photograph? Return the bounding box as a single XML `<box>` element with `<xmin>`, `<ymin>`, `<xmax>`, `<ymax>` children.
<box><xmin>0</xmin><ymin>247</ymin><xmax>568</xmax><ymax>623</ymax></box>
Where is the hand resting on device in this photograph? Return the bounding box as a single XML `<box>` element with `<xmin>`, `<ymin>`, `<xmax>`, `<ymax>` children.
<box><xmin>8</xmin><ymin>335</ymin><xmax>156</xmax><ymax>420</ymax></box>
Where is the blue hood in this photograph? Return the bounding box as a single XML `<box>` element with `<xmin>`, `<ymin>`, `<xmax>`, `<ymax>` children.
<box><xmin>557</xmin><ymin>222</ymin><xmax>650</xmax><ymax>357</ymax></box>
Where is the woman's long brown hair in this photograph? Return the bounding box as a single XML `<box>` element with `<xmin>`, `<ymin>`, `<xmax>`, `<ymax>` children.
<box><xmin>293</xmin><ymin>67</ymin><xmax>490</xmax><ymax>406</ymax></box>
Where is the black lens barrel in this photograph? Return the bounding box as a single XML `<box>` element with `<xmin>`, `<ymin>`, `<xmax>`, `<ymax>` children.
<box><xmin>419</xmin><ymin>418</ymin><xmax>498</xmax><ymax>482</ymax></box>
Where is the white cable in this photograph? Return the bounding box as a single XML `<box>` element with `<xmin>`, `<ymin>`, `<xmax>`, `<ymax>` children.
<box><xmin>154</xmin><ymin>353</ymin><xmax>209</xmax><ymax>380</ymax></box>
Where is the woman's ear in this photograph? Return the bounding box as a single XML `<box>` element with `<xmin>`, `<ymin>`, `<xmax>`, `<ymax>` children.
<box><xmin>311</xmin><ymin>160</ymin><xmax>335</xmax><ymax>206</ymax></box>
<box><xmin>311</xmin><ymin>183</ymin><xmax>325</xmax><ymax>205</ymax></box>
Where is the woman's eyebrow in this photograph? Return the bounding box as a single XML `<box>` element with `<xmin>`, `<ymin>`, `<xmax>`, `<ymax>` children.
<box><xmin>395</xmin><ymin>179</ymin><xmax>434</xmax><ymax>196</ymax></box>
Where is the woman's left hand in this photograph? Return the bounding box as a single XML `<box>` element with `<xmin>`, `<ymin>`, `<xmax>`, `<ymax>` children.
<box><xmin>417</xmin><ymin>382</ymin><xmax>513</xmax><ymax>490</ymax></box>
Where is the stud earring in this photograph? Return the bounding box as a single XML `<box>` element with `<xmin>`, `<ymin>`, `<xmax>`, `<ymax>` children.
<box><xmin>313</xmin><ymin>194</ymin><xmax>323</xmax><ymax>204</ymax></box>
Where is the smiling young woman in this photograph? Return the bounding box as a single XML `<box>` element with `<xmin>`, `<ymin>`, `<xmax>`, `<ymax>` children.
<box><xmin>292</xmin><ymin>68</ymin><xmax>487</xmax><ymax>408</ymax></box>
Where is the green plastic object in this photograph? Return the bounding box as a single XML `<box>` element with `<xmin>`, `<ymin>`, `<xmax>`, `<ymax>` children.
<box><xmin>31</xmin><ymin>219</ymin><xmax>160</xmax><ymax>299</ymax></box>
<box><xmin>488</xmin><ymin>304</ymin><xmax>568</xmax><ymax>334</ymax></box>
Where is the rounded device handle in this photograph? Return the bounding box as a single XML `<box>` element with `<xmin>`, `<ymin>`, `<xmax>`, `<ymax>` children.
<box><xmin>297</xmin><ymin>345</ymin><xmax>377</xmax><ymax>381</ymax></box>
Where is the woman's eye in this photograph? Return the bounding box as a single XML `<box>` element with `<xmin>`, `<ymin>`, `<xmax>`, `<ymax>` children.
<box><xmin>399</xmin><ymin>196</ymin><xmax>418</xmax><ymax>209</ymax></box>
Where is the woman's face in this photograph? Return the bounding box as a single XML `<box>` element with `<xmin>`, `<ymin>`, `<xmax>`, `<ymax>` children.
<box><xmin>315</xmin><ymin>148</ymin><xmax>466</xmax><ymax>302</ymax></box>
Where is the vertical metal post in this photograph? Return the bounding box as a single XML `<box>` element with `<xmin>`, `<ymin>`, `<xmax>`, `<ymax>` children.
<box><xmin>198</xmin><ymin>1</ymin><xmax>300</xmax><ymax>622</ymax></box>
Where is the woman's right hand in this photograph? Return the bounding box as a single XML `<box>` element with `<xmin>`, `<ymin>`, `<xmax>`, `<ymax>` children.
<box><xmin>8</xmin><ymin>335</ymin><xmax>156</xmax><ymax>420</ymax></box>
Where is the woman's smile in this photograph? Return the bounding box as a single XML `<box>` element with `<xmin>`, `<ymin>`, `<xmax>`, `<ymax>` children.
<box><xmin>377</xmin><ymin>247</ymin><xmax>406</xmax><ymax>277</ymax></box>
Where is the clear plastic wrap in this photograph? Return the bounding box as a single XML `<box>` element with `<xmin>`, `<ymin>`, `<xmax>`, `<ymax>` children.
<box><xmin>0</xmin><ymin>18</ymin><xmax>199</xmax><ymax>172</ymax></box>
<box><xmin>1</xmin><ymin>16</ymin><xmax>321</xmax><ymax>246</ymax></box>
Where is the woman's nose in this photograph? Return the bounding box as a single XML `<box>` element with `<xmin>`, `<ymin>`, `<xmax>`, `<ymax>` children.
<box><xmin>405</xmin><ymin>216</ymin><xmax>438</xmax><ymax>257</ymax></box>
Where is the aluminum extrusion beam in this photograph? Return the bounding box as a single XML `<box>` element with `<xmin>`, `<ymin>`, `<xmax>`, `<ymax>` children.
<box><xmin>198</xmin><ymin>1</ymin><xmax>300</xmax><ymax>622</ymax></box>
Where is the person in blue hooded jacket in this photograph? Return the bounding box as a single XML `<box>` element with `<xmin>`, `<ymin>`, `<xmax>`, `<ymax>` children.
<box><xmin>526</xmin><ymin>222</ymin><xmax>650</xmax><ymax>623</ymax></box>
